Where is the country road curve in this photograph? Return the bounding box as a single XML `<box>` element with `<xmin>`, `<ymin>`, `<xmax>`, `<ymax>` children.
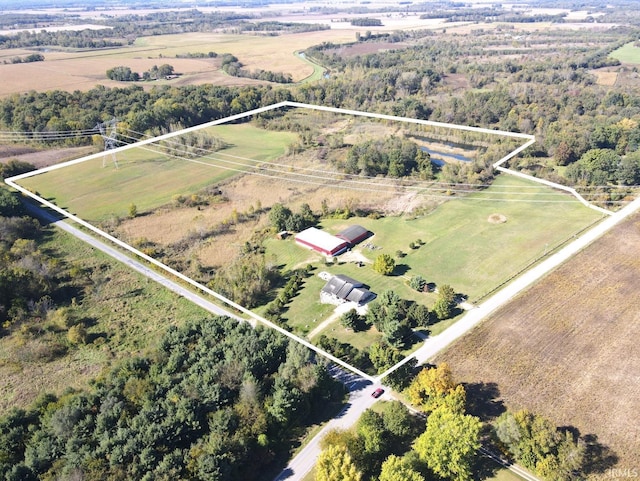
<box><xmin>274</xmin><ymin>365</ymin><xmax>388</xmax><ymax>481</ymax></box>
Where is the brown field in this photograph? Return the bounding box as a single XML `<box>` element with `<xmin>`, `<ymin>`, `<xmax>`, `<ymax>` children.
<box><xmin>0</xmin><ymin>145</ymin><xmax>95</xmax><ymax>168</ymax></box>
<box><xmin>435</xmin><ymin>212</ymin><xmax>640</xmax><ymax>475</ymax></box>
<box><xmin>0</xmin><ymin>30</ymin><xmax>355</xmax><ymax>97</ymax></box>
<box><xmin>591</xmin><ymin>69</ymin><xmax>618</xmax><ymax>86</ymax></box>
<box><xmin>611</xmin><ymin>69</ymin><xmax>640</xmax><ymax>89</ymax></box>
<box><xmin>117</xmin><ymin>147</ymin><xmax>398</xmax><ymax>268</ymax></box>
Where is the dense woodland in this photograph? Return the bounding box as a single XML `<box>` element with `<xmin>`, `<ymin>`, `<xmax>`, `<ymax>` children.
<box><xmin>0</xmin><ymin>317</ymin><xmax>344</xmax><ymax>480</ymax></box>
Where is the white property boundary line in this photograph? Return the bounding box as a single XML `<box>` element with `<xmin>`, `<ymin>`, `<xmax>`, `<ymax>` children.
<box><xmin>491</xmin><ymin>138</ymin><xmax>613</xmax><ymax>216</ymax></box>
<box><xmin>5</xmin><ymin>101</ymin><xmax>540</xmax><ymax>382</ymax></box>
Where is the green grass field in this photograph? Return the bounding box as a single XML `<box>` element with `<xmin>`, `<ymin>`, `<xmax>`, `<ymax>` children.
<box><xmin>19</xmin><ymin>123</ymin><xmax>297</xmax><ymax>221</ymax></box>
<box><xmin>610</xmin><ymin>42</ymin><xmax>640</xmax><ymax>64</ymax></box>
<box><xmin>262</xmin><ymin>174</ymin><xmax>602</xmax><ymax>352</ymax></box>
<box><xmin>268</xmin><ymin>175</ymin><xmax>602</xmax><ymax>302</ymax></box>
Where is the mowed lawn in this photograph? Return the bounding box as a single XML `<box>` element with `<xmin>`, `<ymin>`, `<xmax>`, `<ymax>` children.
<box><xmin>18</xmin><ymin>123</ymin><xmax>297</xmax><ymax>221</ymax></box>
<box><xmin>269</xmin><ymin>175</ymin><xmax>603</xmax><ymax>303</ymax></box>
<box><xmin>435</xmin><ymin>211</ymin><xmax>640</xmax><ymax>476</ymax></box>
<box><xmin>610</xmin><ymin>41</ymin><xmax>640</xmax><ymax>64</ymax></box>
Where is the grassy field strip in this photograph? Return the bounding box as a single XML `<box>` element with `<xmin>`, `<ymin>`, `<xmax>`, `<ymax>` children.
<box><xmin>295</xmin><ymin>51</ymin><xmax>326</xmax><ymax>83</ymax></box>
<box><xmin>610</xmin><ymin>42</ymin><xmax>640</xmax><ymax>64</ymax></box>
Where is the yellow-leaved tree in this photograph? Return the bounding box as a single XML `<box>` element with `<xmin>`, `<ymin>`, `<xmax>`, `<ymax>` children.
<box><xmin>315</xmin><ymin>444</ymin><xmax>362</xmax><ymax>481</ymax></box>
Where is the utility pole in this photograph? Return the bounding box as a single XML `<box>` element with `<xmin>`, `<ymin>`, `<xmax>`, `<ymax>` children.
<box><xmin>96</xmin><ymin>118</ymin><xmax>119</xmax><ymax>169</ymax></box>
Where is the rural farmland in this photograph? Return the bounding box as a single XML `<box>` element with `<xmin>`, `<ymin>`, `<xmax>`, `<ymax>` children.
<box><xmin>435</xmin><ymin>211</ymin><xmax>640</xmax><ymax>476</ymax></box>
<box><xmin>15</xmin><ymin>104</ymin><xmax>605</xmax><ymax>369</ymax></box>
<box><xmin>2</xmin><ymin>2</ymin><xmax>640</xmax><ymax>480</ymax></box>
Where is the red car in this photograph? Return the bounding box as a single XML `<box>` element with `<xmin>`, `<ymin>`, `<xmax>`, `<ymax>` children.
<box><xmin>371</xmin><ymin>388</ymin><xmax>384</xmax><ymax>398</ymax></box>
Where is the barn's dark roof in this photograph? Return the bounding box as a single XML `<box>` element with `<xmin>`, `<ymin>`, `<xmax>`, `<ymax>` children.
<box><xmin>336</xmin><ymin>225</ymin><xmax>371</xmax><ymax>244</ymax></box>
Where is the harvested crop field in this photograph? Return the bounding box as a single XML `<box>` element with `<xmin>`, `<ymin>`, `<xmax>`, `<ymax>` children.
<box><xmin>435</xmin><ymin>212</ymin><xmax>640</xmax><ymax>475</ymax></box>
<box><xmin>0</xmin><ymin>29</ymin><xmax>355</xmax><ymax>97</ymax></box>
<box><xmin>0</xmin><ymin>145</ymin><xmax>95</xmax><ymax>169</ymax></box>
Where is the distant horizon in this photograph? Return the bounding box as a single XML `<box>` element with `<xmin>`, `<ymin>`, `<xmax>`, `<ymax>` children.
<box><xmin>0</xmin><ymin>0</ymin><xmax>626</xmax><ymax>13</ymax></box>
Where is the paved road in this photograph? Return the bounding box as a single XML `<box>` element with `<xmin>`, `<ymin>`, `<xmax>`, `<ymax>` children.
<box><xmin>24</xmin><ymin>203</ymin><xmax>243</xmax><ymax>322</ymax></box>
<box><xmin>274</xmin><ymin>366</ymin><xmax>387</xmax><ymax>481</ymax></box>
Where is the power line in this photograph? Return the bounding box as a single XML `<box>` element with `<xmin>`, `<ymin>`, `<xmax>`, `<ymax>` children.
<box><xmin>116</xmin><ymin>134</ymin><xmax>631</xmax><ymax>205</ymax></box>
<box><xmin>118</xmin><ymin>129</ymin><xmax>639</xmax><ymax>202</ymax></box>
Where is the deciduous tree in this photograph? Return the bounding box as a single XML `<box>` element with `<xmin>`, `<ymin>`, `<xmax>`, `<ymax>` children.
<box><xmin>315</xmin><ymin>445</ymin><xmax>362</xmax><ymax>481</ymax></box>
<box><xmin>379</xmin><ymin>455</ymin><xmax>425</xmax><ymax>481</ymax></box>
<box><xmin>373</xmin><ymin>254</ymin><xmax>395</xmax><ymax>276</ymax></box>
<box><xmin>407</xmin><ymin>363</ymin><xmax>455</xmax><ymax>406</ymax></box>
<box><xmin>414</xmin><ymin>406</ymin><xmax>481</xmax><ymax>481</ymax></box>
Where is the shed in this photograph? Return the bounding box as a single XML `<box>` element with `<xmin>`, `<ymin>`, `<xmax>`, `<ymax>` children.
<box><xmin>295</xmin><ymin>227</ymin><xmax>349</xmax><ymax>256</ymax></box>
<box><xmin>336</xmin><ymin>225</ymin><xmax>371</xmax><ymax>246</ymax></box>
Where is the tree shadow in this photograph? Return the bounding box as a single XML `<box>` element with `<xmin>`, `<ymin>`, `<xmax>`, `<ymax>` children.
<box><xmin>472</xmin><ymin>449</ymin><xmax>502</xmax><ymax>480</ymax></box>
<box><xmin>580</xmin><ymin>433</ymin><xmax>619</xmax><ymax>475</ymax></box>
<box><xmin>392</xmin><ymin>263</ymin><xmax>410</xmax><ymax>276</ymax></box>
<box><xmin>463</xmin><ymin>382</ymin><xmax>505</xmax><ymax>422</ymax></box>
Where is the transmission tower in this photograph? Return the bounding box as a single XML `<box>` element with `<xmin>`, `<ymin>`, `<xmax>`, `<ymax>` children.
<box><xmin>96</xmin><ymin>118</ymin><xmax>119</xmax><ymax>169</ymax></box>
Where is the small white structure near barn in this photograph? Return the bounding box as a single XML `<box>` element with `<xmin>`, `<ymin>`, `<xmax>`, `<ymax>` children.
<box><xmin>295</xmin><ymin>227</ymin><xmax>349</xmax><ymax>256</ymax></box>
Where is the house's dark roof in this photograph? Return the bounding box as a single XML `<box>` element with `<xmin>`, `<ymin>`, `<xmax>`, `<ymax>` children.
<box><xmin>321</xmin><ymin>274</ymin><xmax>373</xmax><ymax>304</ymax></box>
<box><xmin>346</xmin><ymin>287</ymin><xmax>371</xmax><ymax>303</ymax></box>
<box><xmin>336</xmin><ymin>225</ymin><xmax>371</xmax><ymax>244</ymax></box>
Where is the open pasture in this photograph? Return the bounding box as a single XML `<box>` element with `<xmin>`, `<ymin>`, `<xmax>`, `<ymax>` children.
<box><xmin>435</xmin><ymin>212</ymin><xmax>640</xmax><ymax>476</ymax></box>
<box><xmin>19</xmin><ymin>123</ymin><xmax>298</xmax><ymax>221</ymax></box>
<box><xmin>610</xmin><ymin>41</ymin><xmax>640</xmax><ymax>64</ymax></box>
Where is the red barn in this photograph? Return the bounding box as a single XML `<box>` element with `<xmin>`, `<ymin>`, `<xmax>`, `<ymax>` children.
<box><xmin>295</xmin><ymin>227</ymin><xmax>349</xmax><ymax>256</ymax></box>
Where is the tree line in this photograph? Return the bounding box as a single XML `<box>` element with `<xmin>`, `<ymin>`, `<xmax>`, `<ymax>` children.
<box><xmin>106</xmin><ymin>64</ymin><xmax>175</xmax><ymax>82</ymax></box>
<box><xmin>220</xmin><ymin>53</ymin><xmax>293</xmax><ymax>84</ymax></box>
<box><xmin>316</xmin><ymin>362</ymin><xmax>599</xmax><ymax>481</ymax></box>
<box><xmin>0</xmin><ymin>12</ymin><xmax>328</xmax><ymax>50</ymax></box>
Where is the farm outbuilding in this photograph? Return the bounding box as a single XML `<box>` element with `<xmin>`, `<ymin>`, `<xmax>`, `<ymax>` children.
<box><xmin>321</xmin><ymin>274</ymin><xmax>375</xmax><ymax>305</ymax></box>
<box><xmin>336</xmin><ymin>225</ymin><xmax>372</xmax><ymax>246</ymax></box>
<box><xmin>295</xmin><ymin>227</ymin><xmax>349</xmax><ymax>256</ymax></box>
